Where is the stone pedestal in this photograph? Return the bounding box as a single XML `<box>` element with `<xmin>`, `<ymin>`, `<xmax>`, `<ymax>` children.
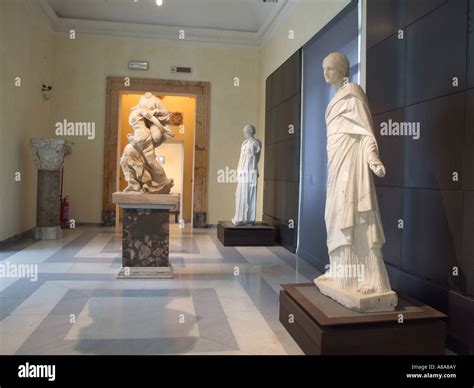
<box><xmin>314</xmin><ymin>277</ymin><xmax>398</xmax><ymax>313</ymax></box>
<box><xmin>112</xmin><ymin>192</ymin><xmax>179</xmax><ymax>279</ymax></box>
<box><xmin>29</xmin><ymin>139</ymin><xmax>73</xmax><ymax>240</ymax></box>
<box><xmin>217</xmin><ymin>221</ymin><xmax>275</xmax><ymax>246</ymax></box>
<box><xmin>280</xmin><ymin>283</ymin><xmax>447</xmax><ymax>355</ymax></box>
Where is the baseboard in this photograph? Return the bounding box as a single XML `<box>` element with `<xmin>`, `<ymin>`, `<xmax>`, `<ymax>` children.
<box><xmin>0</xmin><ymin>228</ymin><xmax>34</xmax><ymax>248</ymax></box>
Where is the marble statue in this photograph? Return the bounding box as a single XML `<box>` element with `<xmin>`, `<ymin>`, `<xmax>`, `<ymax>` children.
<box><xmin>314</xmin><ymin>52</ymin><xmax>398</xmax><ymax>312</ymax></box>
<box><xmin>120</xmin><ymin>92</ymin><xmax>175</xmax><ymax>194</ymax></box>
<box><xmin>231</xmin><ymin>125</ymin><xmax>262</xmax><ymax>226</ymax></box>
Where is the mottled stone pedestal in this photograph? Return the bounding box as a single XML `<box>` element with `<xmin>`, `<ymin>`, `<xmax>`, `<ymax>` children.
<box><xmin>112</xmin><ymin>192</ymin><xmax>179</xmax><ymax>279</ymax></box>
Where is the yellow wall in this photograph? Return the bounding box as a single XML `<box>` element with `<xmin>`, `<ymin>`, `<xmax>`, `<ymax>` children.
<box><xmin>50</xmin><ymin>35</ymin><xmax>259</xmax><ymax>225</ymax></box>
<box><xmin>0</xmin><ymin>0</ymin><xmax>54</xmax><ymax>240</ymax></box>
<box><xmin>119</xmin><ymin>93</ymin><xmax>196</xmax><ymax>221</ymax></box>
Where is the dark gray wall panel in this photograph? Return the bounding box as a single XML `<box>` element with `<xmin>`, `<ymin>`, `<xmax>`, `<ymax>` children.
<box><xmin>265</xmin><ymin>76</ymin><xmax>273</xmax><ymax>111</ymax></box>
<box><xmin>373</xmin><ymin>109</ymin><xmax>405</xmax><ymax>187</ymax></box>
<box><xmin>446</xmin><ymin>290</ymin><xmax>474</xmax><ymax>354</ymax></box>
<box><xmin>367</xmin><ymin>0</ymin><xmax>473</xmax><ymax>356</ymax></box>
<box><xmin>460</xmin><ymin>192</ymin><xmax>474</xmax><ymax>297</ymax></box>
<box><xmin>263</xmin><ymin>181</ymin><xmax>274</xmax><ymax>217</ymax></box>
<box><xmin>404</xmin><ymin>92</ymin><xmax>466</xmax><ymax>190</ymax></box>
<box><xmin>276</xmin><ymin>95</ymin><xmax>300</xmax><ymax>143</ymax></box>
<box><xmin>376</xmin><ymin>186</ymin><xmax>403</xmax><ymax>267</ymax></box>
<box><xmin>406</xmin><ymin>0</ymin><xmax>468</xmax><ymax>105</ymax></box>
<box><xmin>469</xmin><ymin>0</ymin><xmax>474</xmax><ymax>88</ymax></box>
<box><xmin>282</xmin><ymin>53</ymin><xmax>301</xmax><ymax>101</ymax></box>
<box><xmin>271</xmin><ymin>68</ymin><xmax>283</xmax><ymax>108</ymax></box>
<box><xmin>284</xmin><ymin>181</ymin><xmax>299</xmax><ymax>223</ymax></box>
<box><xmin>275</xmin><ymin>140</ymin><xmax>299</xmax><ymax>182</ymax></box>
<box><xmin>401</xmin><ymin>188</ymin><xmax>463</xmax><ymax>288</ymax></box>
<box><xmin>264</xmin><ymin>108</ymin><xmax>276</xmax><ymax>145</ymax></box>
<box><xmin>367</xmin><ymin>34</ymin><xmax>406</xmax><ymax>115</ymax></box>
<box><xmin>406</xmin><ymin>0</ymin><xmax>448</xmax><ymax>25</ymax></box>
<box><xmin>367</xmin><ymin>0</ymin><xmax>406</xmax><ymax>49</ymax></box>
<box><xmin>263</xmin><ymin>143</ymin><xmax>275</xmax><ymax>181</ymax></box>
<box><xmin>463</xmin><ymin>90</ymin><xmax>474</xmax><ymax>190</ymax></box>
<box><xmin>387</xmin><ymin>265</ymin><xmax>450</xmax><ymax>313</ymax></box>
<box><xmin>263</xmin><ymin>50</ymin><xmax>301</xmax><ymax>253</ymax></box>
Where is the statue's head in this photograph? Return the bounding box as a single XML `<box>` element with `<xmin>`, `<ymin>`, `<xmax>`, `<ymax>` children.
<box><xmin>322</xmin><ymin>52</ymin><xmax>350</xmax><ymax>86</ymax></box>
<box><xmin>243</xmin><ymin>124</ymin><xmax>256</xmax><ymax>139</ymax></box>
<box><xmin>134</xmin><ymin>92</ymin><xmax>160</xmax><ymax>111</ymax></box>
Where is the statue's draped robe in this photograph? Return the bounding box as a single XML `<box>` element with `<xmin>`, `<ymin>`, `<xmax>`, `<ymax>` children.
<box><xmin>232</xmin><ymin>138</ymin><xmax>262</xmax><ymax>225</ymax></box>
<box><xmin>325</xmin><ymin>83</ymin><xmax>391</xmax><ymax>293</ymax></box>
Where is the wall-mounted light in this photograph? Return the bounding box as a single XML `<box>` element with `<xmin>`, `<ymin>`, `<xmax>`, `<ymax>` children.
<box><xmin>128</xmin><ymin>60</ymin><xmax>149</xmax><ymax>71</ymax></box>
<box><xmin>42</xmin><ymin>84</ymin><xmax>52</xmax><ymax>100</ymax></box>
<box><xmin>156</xmin><ymin>0</ymin><xmax>163</xmax><ymax>6</ymax></box>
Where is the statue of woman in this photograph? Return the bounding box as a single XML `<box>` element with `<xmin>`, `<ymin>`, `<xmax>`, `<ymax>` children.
<box><xmin>232</xmin><ymin>125</ymin><xmax>262</xmax><ymax>226</ymax></box>
<box><xmin>315</xmin><ymin>52</ymin><xmax>394</xmax><ymax>299</ymax></box>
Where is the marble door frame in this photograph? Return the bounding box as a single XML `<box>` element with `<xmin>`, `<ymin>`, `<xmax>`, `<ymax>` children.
<box><xmin>103</xmin><ymin>77</ymin><xmax>210</xmax><ymax>227</ymax></box>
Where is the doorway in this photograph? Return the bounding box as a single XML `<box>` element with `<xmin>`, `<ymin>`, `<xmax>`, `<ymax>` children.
<box><xmin>102</xmin><ymin>77</ymin><xmax>210</xmax><ymax>227</ymax></box>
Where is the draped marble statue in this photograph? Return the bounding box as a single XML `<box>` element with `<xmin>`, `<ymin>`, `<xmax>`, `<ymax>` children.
<box><xmin>314</xmin><ymin>52</ymin><xmax>397</xmax><ymax>312</ymax></box>
<box><xmin>232</xmin><ymin>125</ymin><xmax>262</xmax><ymax>226</ymax></box>
<box><xmin>120</xmin><ymin>92</ymin><xmax>175</xmax><ymax>194</ymax></box>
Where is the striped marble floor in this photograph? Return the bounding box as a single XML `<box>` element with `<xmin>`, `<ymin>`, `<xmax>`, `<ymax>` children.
<box><xmin>0</xmin><ymin>225</ymin><xmax>322</xmax><ymax>355</ymax></box>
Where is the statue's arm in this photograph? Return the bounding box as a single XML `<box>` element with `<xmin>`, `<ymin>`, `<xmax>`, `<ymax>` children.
<box><xmin>361</xmin><ymin>135</ymin><xmax>386</xmax><ymax>178</ymax></box>
<box><xmin>350</xmin><ymin>90</ymin><xmax>386</xmax><ymax>178</ymax></box>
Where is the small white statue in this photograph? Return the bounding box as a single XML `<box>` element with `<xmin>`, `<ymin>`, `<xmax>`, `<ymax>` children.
<box><xmin>314</xmin><ymin>52</ymin><xmax>397</xmax><ymax>312</ymax></box>
<box><xmin>120</xmin><ymin>92</ymin><xmax>175</xmax><ymax>194</ymax></box>
<box><xmin>232</xmin><ymin>125</ymin><xmax>262</xmax><ymax>226</ymax></box>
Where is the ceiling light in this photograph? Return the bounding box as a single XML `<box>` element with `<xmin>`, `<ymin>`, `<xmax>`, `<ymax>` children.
<box><xmin>156</xmin><ymin>0</ymin><xmax>163</xmax><ymax>6</ymax></box>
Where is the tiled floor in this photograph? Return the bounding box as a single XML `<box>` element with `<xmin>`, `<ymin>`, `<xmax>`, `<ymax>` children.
<box><xmin>0</xmin><ymin>225</ymin><xmax>322</xmax><ymax>355</ymax></box>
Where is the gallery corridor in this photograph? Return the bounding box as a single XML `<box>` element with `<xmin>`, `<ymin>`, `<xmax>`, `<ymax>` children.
<box><xmin>0</xmin><ymin>225</ymin><xmax>321</xmax><ymax>355</ymax></box>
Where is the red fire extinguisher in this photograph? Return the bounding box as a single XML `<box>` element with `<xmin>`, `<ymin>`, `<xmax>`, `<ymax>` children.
<box><xmin>59</xmin><ymin>168</ymin><xmax>70</xmax><ymax>228</ymax></box>
<box><xmin>60</xmin><ymin>196</ymin><xmax>70</xmax><ymax>228</ymax></box>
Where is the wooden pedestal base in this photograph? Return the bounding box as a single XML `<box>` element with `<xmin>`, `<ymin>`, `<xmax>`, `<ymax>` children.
<box><xmin>279</xmin><ymin>283</ymin><xmax>447</xmax><ymax>355</ymax></box>
<box><xmin>217</xmin><ymin>221</ymin><xmax>275</xmax><ymax>246</ymax></box>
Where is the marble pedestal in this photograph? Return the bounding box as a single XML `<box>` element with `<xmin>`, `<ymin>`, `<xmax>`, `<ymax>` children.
<box><xmin>314</xmin><ymin>277</ymin><xmax>398</xmax><ymax>313</ymax></box>
<box><xmin>112</xmin><ymin>192</ymin><xmax>179</xmax><ymax>279</ymax></box>
<box><xmin>29</xmin><ymin>139</ymin><xmax>73</xmax><ymax>240</ymax></box>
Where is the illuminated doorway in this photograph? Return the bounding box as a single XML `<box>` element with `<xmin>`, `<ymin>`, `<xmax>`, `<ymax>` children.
<box><xmin>102</xmin><ymin>77</ymin><xmax>210</xmax><ymax>228</ymax></box>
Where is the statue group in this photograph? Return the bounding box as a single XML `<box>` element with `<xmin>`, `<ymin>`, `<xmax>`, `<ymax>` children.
<box><xmin>120</xmin><ymin>92</ymin><xmax>175</xmax><ymax>194</ymax></box>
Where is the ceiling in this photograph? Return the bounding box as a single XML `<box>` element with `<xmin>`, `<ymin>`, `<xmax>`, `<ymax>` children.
<box><xmin>35</xmin><ymin>0</ymin><xmax>294</xmax><ymax>45</ymax></box>
<box><xmin>47</xmin><ymin>0</ymin><xmax>278</xmax><ymax>33</ymax></box>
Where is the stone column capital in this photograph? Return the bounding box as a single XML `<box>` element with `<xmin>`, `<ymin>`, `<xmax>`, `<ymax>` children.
<box><xmin>29</xmin><ymin>138</ymin><xmax>74</xmax><ymax>171</ymax></box>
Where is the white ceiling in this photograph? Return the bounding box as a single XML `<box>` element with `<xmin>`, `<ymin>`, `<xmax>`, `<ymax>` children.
<box><xmin>47</xmin><ymin>0</ymin><xmax>279</xmax><ymax>33</ymax></box>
